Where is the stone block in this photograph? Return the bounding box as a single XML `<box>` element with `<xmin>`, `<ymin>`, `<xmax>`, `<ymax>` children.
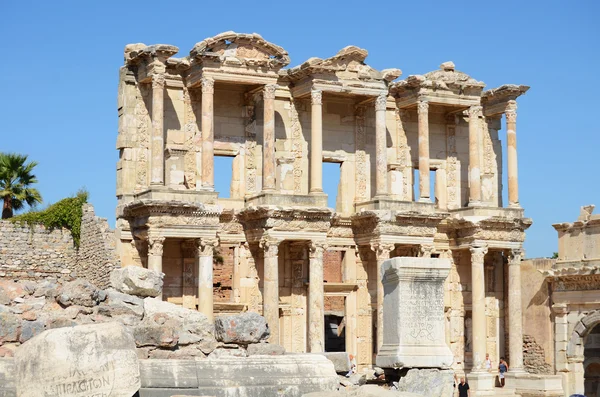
<box><xmin>214</xmin><ymin>312</ymin><xmax>269</xmax><ymax>344</ymax></box>
<box><xmin>111</xmin><ymin>266</ymin><xmax>163</xmax><ymax>297</ymax></box>
<box><xmin>394</xmin><ymin>369</ymin><xmax>454</xmax><ymax>397</ymax></box>
<box><xmin>14</xmin><ymin>322</ymin><xmax>140</xmax><ymax>397</ymax></box>
<box><xmin>320</xmin><ymin>352</ymin><xmax>351</xmax><ymax>373</ymax></box>
<box><xmin>56</xmin><ymin>279</ymin><xmax>98</xmax><ymax>307</ymax></box>
<box><xmin>247</xmin><ymin>342</ymin><xmax>286</xmax><ymax>356</ymax></box>
<box><xmin>19</xmin><ymin>320</ymin><xmax>44</xmax><ymax>343</ymax></box>
<box><xmin>0</xmin><ymin>313</ymin><xmax>20</xmax><ymax>343</ymax></box>
<box><xmin>376</xmin><ymin>257</ymin><xmax>453</xmax><ymax>369</ymax></box>
<box><xmin>0</xmin><ymin>358</ymin><xmax>15</xmax><ymax>397</ymax></box>
<box><xmin>98</xmin><ymin>289</ymin><xmax>145</xmax><ymax>318</ymax></box>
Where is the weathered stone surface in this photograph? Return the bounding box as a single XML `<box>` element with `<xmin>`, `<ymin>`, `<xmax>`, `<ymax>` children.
<box><xmin>247</xmin><ymin>342</ymin><xmax>285</xmax><ymax>356</ymax></box>
<box><xmin>321</xmin><ymin>352</ymin><xmax>351</xmax><ymax>373</ymax></box>
<box><xmin>14</xmin><ymin>322</ymin><xmax>140</xmax><ymax>397</ymax></box>
<box><xmin>214</xmin><ymin>312</ymin><xmax>269</xmax><ymax>344</ymax></box>
<box><xmin>134</xmin><ymin>318</ymin><xmax>179</xmax><ymax>347</ymax></box>
<box><xmin>98</xmin><ymin>289</ymin><xmax>144</xmax><ymax>318</ymax></box>
<box><xmin>393</xmin><ymin>369</ymin><xmax>454</xmax><ymax>397</ymax></box>
<box><xmin>19</xmin><ymin>320</ymin><xmax>44</xmax><ymax>343</ymax></box>
<box><xmin>0</xmin><ymin>358</ymin><xmax>15</xmax><ymax>397</ymax></box>
<box><xmin>56</xmin><ymin>279</ymin><xmax>98</xmax><ymax>307</ymax></box>
<box><xmin>0</xmin><ymin>313</ymin><xmax>20</xmax><ymax>343</ymax></box>
<box><xmin>110</xmin><ymin>266</ymin><xmax>163</xmax><ymax>297</ymax></box>
<box><xmin>207</xmin><ymin>347</ymin><xmax>248</xmax><ymax>359</ymax></box>
<box><xmin>303</xmin><ymin>385</ymin><xmax>422</xmax><ymax>397</ymax></box>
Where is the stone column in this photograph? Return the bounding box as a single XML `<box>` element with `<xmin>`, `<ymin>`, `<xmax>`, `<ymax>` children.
<box><xmin>470</xmin><ymin>244</ymin><xmax>488</xmax><ymax>371</ymax></box>
<box><xmin>308</xmin><ymin>241</ymin><xmax>327</xmax><ymax>352</ymax></box>
<box><xmin>372</xmin><ymin>242</ymin><xmax>395</xmax><ymax>353</ymax></box>
<box><xmin>196</xmin><ymin>237</ymin><xmax>218</xmax><ymax>322</ymax></box>
<box><xmin>262</xmin><ymin>84</ymin><xmax>277</xmax><ymax>192</ymax></box>
<box><xmin>232</xmin><ymin>244</ymin><xmax>241</xmax><ymax>303</ymax></box>
<box><xmin>310</xmin><ymin>89</ymin><xmax>323</xmax><ymax>194</ymax></box>
<box><xmin>506</xmin><ymin>101</ymin><xmax>519</xmax><ymax>207</ymax></box>
<box><xmin>150</xmin><ymin>74</ymin><xmax>165</xmax><ymax>185</ymax></box>
<box><xmin>417</xmin><ymin>100</ymin><xmax>430</xmax><ymax>202</ymax></box>
<box><xmin>507</xmin><ymin>248</ymin><xmax>525</xmax><ymax>372</ymax></box>
<box><xmin>147</xmin><ymin>236</ymin><xmax>165</xmax><ymax>300</ymax></box>
<box><xmin>468</xmin><ymin>105</ymin><xmax>482</xmax><ymax>206</ymax></box>
<box><xmin>260</xmin><ymin>237</ymin><xmax>280</xmax><ymax>344</ymax></box>
<box><xmin>201</xmin><ymin>77</ymin><xmax>215</xmax><ymax>190</ymax></box>
<box><xmin>375</xmin><ymin>94</ymin><xmax>388</xmax><ymax>198</ymax></box>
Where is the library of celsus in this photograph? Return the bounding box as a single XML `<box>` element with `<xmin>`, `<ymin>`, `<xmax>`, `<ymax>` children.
<box><xmin>115</xmin><ymin>30</ymin><xmax>533</xmax><ymax>379</ymax></box>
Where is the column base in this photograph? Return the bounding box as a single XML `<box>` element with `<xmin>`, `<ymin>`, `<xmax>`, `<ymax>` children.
<box><xmin>508</xmin><ymin>202</ymin><xmax>521</xmax><ymax>208</ymax></box>
<box><xmin>466</xmin><ymin>371</ymin><xmax>495</xmax><ymax>391</ymax></box>
<box><xmin>418</xmin><ymin>197</ymin><xmax>431</xmax><ymax>203</ymax></box>
<box><xmin>468</xmin><ymin>200</ymin><xmax>482</xmax><ymax>207</ymax></box>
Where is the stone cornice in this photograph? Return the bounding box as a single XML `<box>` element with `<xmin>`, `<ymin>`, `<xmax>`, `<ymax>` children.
<box><xmin>122</xmin><ymin>200</ymin><xmax>222</xmax><ymax>219</ymax></box>
<box><xmin>238</xmin><ymin>205</ymin><xmax>333</xmax><ymax>233</ymax></box>
<box><xmin>125</xmin><ymin>44</ymin><xmax>180</xmax><ymax>65</ymax></box>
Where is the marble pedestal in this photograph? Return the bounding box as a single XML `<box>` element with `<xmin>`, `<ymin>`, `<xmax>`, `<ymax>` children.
<box><xmin>376</xmin><ymin>257</ymin><xmax>453</xmax><ymax>369</ymax></box>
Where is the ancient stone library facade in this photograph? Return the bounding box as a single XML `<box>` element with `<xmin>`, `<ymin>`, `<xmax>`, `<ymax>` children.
<box><xmin>115</xmin><ymin>32</ymin><xmax>531</xmax><ymax>372</ymax></box>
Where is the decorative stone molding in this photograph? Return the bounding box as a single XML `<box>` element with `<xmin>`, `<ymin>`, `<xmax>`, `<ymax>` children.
<box><xmin>311</xmin><ymin>90</ymin><xmax>322</xmax><ymax>106</ymax></box>
<box><xmin>148</xmin><ymin>236</ymin><xmax>165</xmax><ymax>256</ymax></box>
<box><xmin>238</xmin><ymin>206</ymin><xmax>333</xmax><ymax>236</ymax></box>
<box><xmin>201</xmin><ymin>77</ymin><xmax>215</xmax><ymax>94</ymax></box>
<box><xmin>263</xmin><ymin>84</ymin><xmax>277</xmax><ymax>99</ymax></box>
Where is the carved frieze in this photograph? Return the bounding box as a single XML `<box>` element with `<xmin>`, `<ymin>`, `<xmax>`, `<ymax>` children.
<box><xmin>355</xmin><ymin>106</ymin><xmax>367</xmax><ymax>202</ymax></box>
<box><xmin>239</xmin><ymin>207</ymin><xmax>333</xmax><ymax>234</ymax></box>
<box><xmin>551</xmin><ymin>274</ymin><xmax>600</xmax><ymax>292</ymax></box>
<box><xmin>351</xmin><ymin>211</ymin><xmax>445</xmax><ymax>238</ymax></box>
<box><xmin>451</xmin><ymin>216</ymin><xmax>531</xmax><ymax>243</ymax></box>
<box><xmin>290</xmin><ymin>100</ymin><xmax>303</xmax><ymax>194</ymax></box>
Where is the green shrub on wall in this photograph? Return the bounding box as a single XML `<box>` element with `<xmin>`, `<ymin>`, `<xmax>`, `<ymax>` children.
<box><xmin>10</xmin><ymin>190</ymin><xmax>88</xmax><ymax>247</ymax></box>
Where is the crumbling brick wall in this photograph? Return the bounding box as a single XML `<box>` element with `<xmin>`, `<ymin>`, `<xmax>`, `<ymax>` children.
<box><xmin>214</xmin><ymin>246</ymin><xmax>234</xmax><ymax>302</ymax></box>
<box><xmin>0</xmin><ymin>221</ymin><xmax>77</xmax><ymax>282</ymax></box>
<box><xmin>523</xmin><ymin>334</ymin><xmax>553</xmax><ymax>374</ymax></box>
<box><xmin>74</xmin><ymin>204</ymin><xmax>120</xmax><ymax>288</ymax></box>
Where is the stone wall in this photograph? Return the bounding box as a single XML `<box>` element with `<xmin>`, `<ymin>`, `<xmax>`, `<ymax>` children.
<box><xmin>523</xmin><ymin>334</ymin><xmax>553</xmax><ymax>374</ymax></box>
<box><xmin>0</xmin><ymin>204</ymin><xmax>118</xmax><ymax>287</ymax></box>
<box><xmin>0</xmin><ymin>221</ymin><xmax>76</xmax><ymax>282</ymax></box>
<box><xmin>74</xmin><ymin>204</ymin><xmax>120</xmax><ymax>288</ymax></box>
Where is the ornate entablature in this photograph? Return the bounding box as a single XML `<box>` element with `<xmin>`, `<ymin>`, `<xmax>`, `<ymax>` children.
<box><xmin>481</xmin><ymin>84</ymin><xmax>530</xmax><ymax>117</ymax></box>
<box><xmin>286</xmin><ymin>46</ymin><xmax>401</xmax><ymax>98</ymax></box>
<box><xmin>551</xmin><ymin>204</ymin><xmax>600</xmax><ymax>269</ymax></box>
<box><xmin>449</xmin><ymin>216</ymin><xmax>532</xmax><ymax>249</ymax></box>
<box><xmin>351</xmin><ymin>210</ymin><xmax>446</xmax><ymax>246</ymax></box>
<box><xmin>218</xmin><ymin>209</ymin><xmax>244</xmax><ymax>240</ymax></box>
<box><xmin>238</xmin><ymin>206</ymin><xmax>333</xmax><ymax>243</ymax></box>
<box><xmin>122</xmin><ymin>200</ymin><xmax>221</xmax><ymax>239</ymax></box>
<box><xmin>391</xmin><ymin>61</ymin><xmax>485</xmax><ymax>108</ymax></box>
<box><xmin>187</xmin><ymin>31</ymin><xmax>290</xmax><ymax>86</ymax></box>
<box><xmin>124</xmin><ymin>44</ymin><xmax>181</xmax><ymax>83</ymax></box>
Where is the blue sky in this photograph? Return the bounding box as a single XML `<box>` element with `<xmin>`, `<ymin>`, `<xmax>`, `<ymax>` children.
<box><xmin>1</xmin><ymin>0</ymin><xmax>598</xmax><ymax>258</ymax></box>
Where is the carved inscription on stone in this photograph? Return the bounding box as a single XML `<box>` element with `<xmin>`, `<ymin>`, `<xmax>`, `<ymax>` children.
<box><xmin>398</xmin><ymin>278</ymin><xmax>443</xmax><ymax>342</ymax></box>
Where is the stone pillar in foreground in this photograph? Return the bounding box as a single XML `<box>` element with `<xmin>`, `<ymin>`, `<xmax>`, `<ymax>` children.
<box><xmin>372</xmin><ymin>242</ymin><xmax>395</xmax><ymax>353</ymax></box>
<box><xmin>417</xmin><ymin>100</ymin><xmax>430</xmax><ymax>202</ymax></box>
<box><xmin>470</xmin><ymin>244</ymin><xmax>488</xmax><ymax>371</ymax></box>
<box><xmin>308</xmin><ymin>241</ymin><xmax>327</xmax><ymax>352</ymax></box>
<box><xmin>376</xmin><ymin>257</ymin><xmax>453</xmax><ymax>368</ymax></box>
<box><xmin>507</xmin><ymin>248</ymin><xmax>525</xmax><ymax>372</ymax></box>
<box><xmin>375</xmin><ymin>94</ymin><xmax>388</xmax><ymax>198</ymax></box>
<box><xmin>201</xmin><ymin>77</ymin><xmax>215</xmax><ymax>190</ymax></box>
<box><xmin>310</xmin><ymin>89</ymin><xmax>323</xmax><ymax>194</ymax></box>
<box><xmin>262</xmin><ymin>84</ymin><xmax>277</xmax><ymax>192</ymax></box>
<box><xmin>506</xmin><ymin>101</ymin><xmax>520</xmax><ymax>207</ymax></box>
<box><xmin>468</xmin><ymin>105</ymin><xmax>482</xmax><ymax>206</ymax></box>
<box><xmin>261</xmin><ymin>237</ymin><xmax>280</xmax><ymax>344</ymax></box>
<box><xmin>150</xmin><ymin>74</ymin><xmax>165</xmax><ymax>185</ymax></box>
<box><xmin>197</xmin><ymin>237</ymin><xmax>217</xmax><ymax>322</ymax></box>
<box><xmin>147</xmin><ymin>236</ymin><xmax>165</xmax><ymax>300</ymax></box>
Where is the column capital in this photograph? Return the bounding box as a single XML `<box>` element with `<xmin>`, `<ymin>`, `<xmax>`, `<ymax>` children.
<box><xmin>505</xmin><ymin>100</ymin><xmax>517</xmax><ymax>122</ymax></box>
<box><xmin>152</xmin><ymin>73</ymin><xmax>165</xmax><ymax>89</ymax></box>
<box><xmin>552</xmin><ymin>303</ymin><xmax>568</xmax><ymax>315</ymax></box>
<box><xmin>420</xmin><ymin>244</ymin><xmax>435</xmax><ymax>258</ymax></box>
<box><xmin>260</xmin><ymin>237</ymin><xmax>281</xmax><ymax>258</ymax></box>
<box><xmin>467</xmin><ymin>105</ymin><xmax>483</xmax><ymax>118</ymax></box>
<box><xmin>469</xmin><ymin>244</ymin><xmax>488</xmax><ymax>263</ymax></box>
<box><xmin>148</xmin><ymin>236</ymin><xmax>165</xmax><ymax>256</ymax></box>
<box><xmin>309</xmin><ymin>241</ymin><xmax>328</xmax><ymax>259</ymax></box>
<box><xmin>417</xmin><ymin>100</ymin><xmax>429</xmax><ymax>114</ymax></box>
<box><xmin>375</xmin><ymin>94</ymin><xmax>387</xmax><ymax>111</ymax></box>
<box><xmin>311</xmin><ymin>89</ymin><xmax>322</xmax><ymax>105</ymax></box>
<box><xmin>201</xmin><ymin>77</ymin><xmax>215</xmax><ymax>94</ymax></box>
<box><xmin>370</xmin><ymin>242</ymin><xmax>395</xmax><ymax>259</ymax></box>
<box><xmin>263</xmin><ymin>84</ymin><xmax>277</xmax><ymax>99</ymax></box>
<box><xmin>508</xmin><ymin>248</ymin><xmax>524</xmax><ymax>265</ymax></box>
<box><xmin>197</xmin><ymin>237</ymin><xmax>219</xmax><ymax>257</ymax></box>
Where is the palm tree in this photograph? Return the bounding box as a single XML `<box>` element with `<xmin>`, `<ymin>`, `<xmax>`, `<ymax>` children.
<box><xmin>0</xmin><ymin>153</ymin><xmax>42</xmax><ymax>219</ymax></box>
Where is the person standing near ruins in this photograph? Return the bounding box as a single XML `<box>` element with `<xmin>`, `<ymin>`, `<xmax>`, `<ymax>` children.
<box><xmin>485</xmin><ymin>353</ymin><xmax>492</xmax><ymax>371</ymax></box>
<box><xmin>457</xmin><ymin>377</ymin><xmax>470</xmax><ymax>397</ymax></box>
<box><xmin>498</xmin><ymin>357</ymin><xmax>509</xmax><ymax>387</ymax></box>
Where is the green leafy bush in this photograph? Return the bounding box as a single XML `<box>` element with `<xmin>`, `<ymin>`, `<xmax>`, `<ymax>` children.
<box><xmin>10</xmin><ymin>190</ymin><xmax>88</xmax><ymax>247</ymax></box>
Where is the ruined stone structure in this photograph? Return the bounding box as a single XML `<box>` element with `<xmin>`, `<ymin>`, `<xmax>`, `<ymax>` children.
<box><xmin>545</xmin><ymin>205</ymin><xmax>600</xmax><ymax>396</ymax></box>
<box><xmin>115</xmin><ymin>31</ymin><xmax>532</xmax><ymax>375</ymax></box>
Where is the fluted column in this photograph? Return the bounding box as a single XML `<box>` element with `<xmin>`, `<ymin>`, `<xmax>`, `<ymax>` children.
<box><xmin>196</xmin><ymin>237</ymin><xmax>218</xmax><ymax>322</ymax></box>
<box><xmin>372</xmin><ymin>242</ymin><xmax>395</xmax><ymax>352</ymax></box>
<box><xmin>201</xmin><ymin>77</ymin><xmax>215</xmax><ymax>190</ymax></box>
<box><xmin>261</xmin><ymin>237</ymin><xmax>280</xmax><ymax>344</ymax></box>
<box><xmin>375</xmin><ymin>94</ymin><xmax>388</xmax><ymax>197</ymax></box>
<box><xmin>308</xmin><ymin>241</ymin><xmax>328</xmax><ymax>352</ymax></box>
<box><xmin>508</xmin><ymin>248</ymin><xmax>525</xmax><ymax>372</ymax></box>
<box><xmin>468</xmin><ymin>105</ymin><xmax>482</xmax><ymax>205</ymax></box>
<box><xmin>470</xmin><ymin>244</ymin><xmax>488</xmax><ymax>371</ymax></box>
<box><xmin>506</xmin><ymin>101</ymin><xmax>520</xmax><ymax>207</ymax></box>
<box><xmin>262</xmin><ymin>84</ymin><xmax>277</xmax><ymax>192</ymax></box>
<box><xmin>417</xmin><ymin>100</ymin><xmax>430</xmax><ymax>202</ymax></box>
<box><xmin>310</xmin><ymin>89</ymin><xmax>323</xmax><ymax>194</ymax></box>
<box><xmin>150</xmin><ymin>74</ymin><xmax>165</xmax><ymax>185</ymax></box>
<box><xmin>147</xmin><ymin>236</ymin><xmax>165</xmax><ymax>300</ymax></box>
